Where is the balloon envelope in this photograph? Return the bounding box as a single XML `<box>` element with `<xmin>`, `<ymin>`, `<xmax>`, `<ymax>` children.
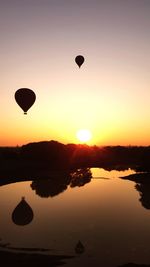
<box><xmin>75</xmin><ymin>55</ymin><xmax>84</xmax><ymax>68</ymax></box>
<box><xmin>15</xmin><ymin>88</ymin><xmax>36</xmax><ymax>114</ymax></box>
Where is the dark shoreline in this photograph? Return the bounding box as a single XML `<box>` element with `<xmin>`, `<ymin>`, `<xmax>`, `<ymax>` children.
<box><xmin>1</xmin><ymin>140</ymin><xmax>150</xmax><ymax>188</ymax></box>
<box><xmin>1</xmin><ymin>140</ymin><xmax>150</xmax><ymax>171</ymax></box>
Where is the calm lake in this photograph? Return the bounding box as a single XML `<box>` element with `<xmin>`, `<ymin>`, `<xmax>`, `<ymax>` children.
<box><xmin>0</xmin><ymin>168</ymin><xmax>150</xmax><ymax>267</ymax></box>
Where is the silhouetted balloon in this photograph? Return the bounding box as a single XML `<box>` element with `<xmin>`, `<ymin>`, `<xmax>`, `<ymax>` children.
<box><xmin>75</xmin><ymin>241</ymin><xmax>85</xmax><ymax>254</ymax></box>
<box><xmin>75</xmin><ymin>55</ymin><xmax>84</xmax><ymax>68</ymax></box>
<box><xmin>12</xmin><ymin>197</ymin><xmax>34</xmax><ymax>226</ymax></box>
<box><xmin>15</xmin><ymin>88</ymin><xmax>36</xmax><ymax>114</ymax></box>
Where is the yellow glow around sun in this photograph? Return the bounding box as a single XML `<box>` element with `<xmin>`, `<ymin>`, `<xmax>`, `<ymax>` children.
<box><xmin>76</xmin><ymin>129</ymin><xmax>92</xmax><ymax>143</ymax></box>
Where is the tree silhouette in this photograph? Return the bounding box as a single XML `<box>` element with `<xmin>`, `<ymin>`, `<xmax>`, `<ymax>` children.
<box><xmin>121</xmin><ymin>172</ymin><xmax>150</xmax><ymax>210</ymax></box>
<box><xmin>135</xmin><ymin>182</ymin><xmax>150</xmax><ymax>209</ymax></box>
<box><xmin>31</xmin><ymin>175</ymin><xmax>70</xmax><ymax>198</ymax></box>
<box><xmin>70</xmin><ymin>168</ymin><xmax>92</xmax><ymax>187</ymax></box>
<box><xmin>30</xmin><ymin>168</ymin><xmax>92</xmax><ymax>198</ymax></box>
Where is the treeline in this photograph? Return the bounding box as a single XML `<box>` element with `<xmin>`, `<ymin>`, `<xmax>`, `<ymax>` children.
<box><xmin>1</xmin><ymin>141</ymin><xmax>150</xmax><ymax>171</ymax></box>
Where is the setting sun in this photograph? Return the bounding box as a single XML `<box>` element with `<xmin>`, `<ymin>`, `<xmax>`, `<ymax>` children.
<box><xmin>76</xmin><ymin>129</ymin><xmax>92</xmax><ymax>143</ymax></box>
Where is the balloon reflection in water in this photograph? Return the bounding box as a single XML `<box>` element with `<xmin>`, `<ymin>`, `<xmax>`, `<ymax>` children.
<box><xmin>12</xmin><ymin>197</ymin><xmax>34</xmax><ymax>226</ymax></box>
<box><xmin>15</xmin><ymin>88</ymin><xmax>36</xmax><ymax>114</ymax></box>
<box><xmin>75</xmin><ymin>241</ymin><xmax>85</xmax><ymax>254</ymax></box>
<box><xmin>75</xmin><ymin>55</ymin><xmax>85</xmax><ymax>68</ymax></box>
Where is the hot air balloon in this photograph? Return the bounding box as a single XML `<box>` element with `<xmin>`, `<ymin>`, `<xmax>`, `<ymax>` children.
<box><xmin>12</xmin><ymin>197</ymin><xmax>34</xmax><ymax>226</ymax></box>
<box><xmin>15</xmin><ymin>88</ymin><xmax>36</xmax><ymax>114</ymax></box>
<box><xmin>75</xmin><ymin>55</ymin><xmax>84</xmax><ymax>68</ymax></box>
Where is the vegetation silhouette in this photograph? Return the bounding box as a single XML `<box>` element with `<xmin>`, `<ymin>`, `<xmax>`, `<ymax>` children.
<box><xmin>30</xmin><ymin>168</ymin><xmax>92</xmax><ymax>198</ymax></box>
<box><xmin>70</xmin><ymin>168</ymin><xmax>92</xmax><ymax>188</ymax></box>
<box><xmin>121</xmin><ymin>173</ymin><xmax>150</xmax><ymax>209</ymax></box>
<box><xmin>136</xmin><ymin>182</ymin><xmax>150</xmax><ymax>209</ymax></box>
<box><xmin>31</xmin><ymin>173</ymin><xmax>70</xmax><ymax>198</ymax></box>
<box><xmin>1</xmin><ymin>141</ymin><xmax>150</xmax><ymax>185</ymax></box>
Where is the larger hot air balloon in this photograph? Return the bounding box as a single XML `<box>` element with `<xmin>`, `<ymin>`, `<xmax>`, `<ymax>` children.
<box><xmin>75</xmin><ymin>55</ymin><xmax>85</xmax><ymax>68</ymax></box>
<box><xmin>15</xmin><ymin>88</ymin><xmax>36</xmax><ymax>114</ymax></box>
<box><xmin>12</xmin><ymin>197</ymin><xmax>34</xmax><ymax>226</ymax></box>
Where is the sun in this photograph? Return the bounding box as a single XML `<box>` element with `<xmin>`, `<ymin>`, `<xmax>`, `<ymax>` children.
<box><xmin>76</xmin><ymin>129</ymin><xmax>92</xmax><ymax>143</ymax></box>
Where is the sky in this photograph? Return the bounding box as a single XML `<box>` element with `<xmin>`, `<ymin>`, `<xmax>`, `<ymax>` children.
<box><xmin>0</xmin><ymin>0</ymin><xmax>150</xmax><ymax>146</ymax></box>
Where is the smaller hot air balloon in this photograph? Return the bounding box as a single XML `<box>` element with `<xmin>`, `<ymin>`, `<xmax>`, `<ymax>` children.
<box><xmin>15</xmin><ymin>88</ymin><xmax>36</xmax><ymax>114</ymax></box>
<box><xmin>75</xmin><ymin>55</ymin><xmax>85</xmax><ymax>68</ymax></box>
<box><xmin>12</xmin><ymin>197</ymin><xmax>34</xmax><ymax>226</ymax></box>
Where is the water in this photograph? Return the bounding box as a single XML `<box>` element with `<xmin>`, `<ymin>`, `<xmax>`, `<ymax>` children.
<box><xmin>0</xmin><ymin>168</ymin><xmax>150</xmax><ymax>266</ymax></box>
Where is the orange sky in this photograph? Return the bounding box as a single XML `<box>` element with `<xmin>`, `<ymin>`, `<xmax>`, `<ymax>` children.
<box><xmin>0</xmin><ymin>1</ymin><xmax>150</xmax><ymax>146</ymax></box>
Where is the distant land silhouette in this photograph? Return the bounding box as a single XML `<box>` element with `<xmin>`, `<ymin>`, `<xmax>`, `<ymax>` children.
<box><xmin>0</xmin><ymin>140</ymin><xmax>150</xmax><ymax>183</ymax></box>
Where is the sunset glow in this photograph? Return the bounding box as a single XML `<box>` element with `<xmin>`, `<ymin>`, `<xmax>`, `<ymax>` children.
<box><xmin>76</xmin><ymin>129</ymin><xmax>92</xmax><ymax>143</ymax></box>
